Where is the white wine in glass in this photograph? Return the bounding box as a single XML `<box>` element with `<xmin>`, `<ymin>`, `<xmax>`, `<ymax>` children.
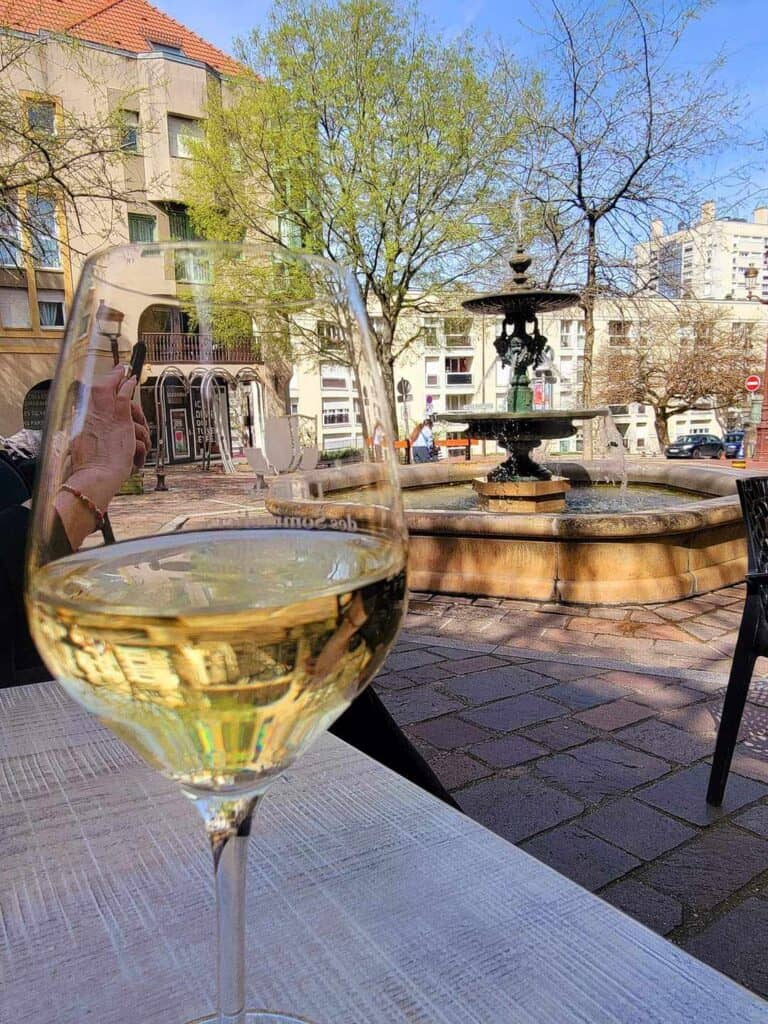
<box><xmin>26</xmin><ymin>242</ymin><xmax>408</xmax><ymax>1024</ymax></box>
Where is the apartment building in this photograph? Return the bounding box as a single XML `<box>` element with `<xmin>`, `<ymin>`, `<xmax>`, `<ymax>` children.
<box><xmin>636</xmin><ymin>201</ymin><xmax>768</xmax><ymax>303</ymax></box>
<box><xmin>0</xmin><ymin>1</ymin><xmax>272</xmax><ymax>461</ymax></box>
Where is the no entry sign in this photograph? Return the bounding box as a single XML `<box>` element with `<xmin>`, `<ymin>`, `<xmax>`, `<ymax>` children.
<box><xmin>745</xmin><ymin>375</ymin><xmax>761</xmax><ymax>393</ymax></box>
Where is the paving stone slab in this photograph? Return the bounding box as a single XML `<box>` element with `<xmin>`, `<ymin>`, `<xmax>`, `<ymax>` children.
<box><xmin>683</xmin><ymin>898</ymin><xmax>768</xmax><ymax>997</ymax></box>
<box><xmin>542</xmin><ymin>677</ymin><xmax>633</xmax><ymax>710</ymax></box>
<box><xmin>601</xmin><ymin>879</ymin><xmax>683</xmax><ymax>936</ymax></box>
<box><xmin>427</xmin><ymin>751</ymin><xmax>492</xmax><ymax>791</ymax></box>
<box><xmin>437</xmin><ymin>655</ymin><xmax>510</xmax><ymax>675</ymax></box>
<box><xmin>384</xmin><ymin>649</ymin><xmax>445</xmax><ymax>671</ymax></box>
<box><xmin>630</xmin><ymin>685</ymin><xmax>705</xmax><ymax>711</ymax></box>
<box><xmin>521</xmin><ymin>660</ymin><xmax>602</xmax><ymax>682</ymax></box>
<box><xmin>522</xmin><ymin>824</ymin><xmax>640</xmax><ymax>890</ymax></box>
<box><xmin>661</xmin><ymin>701</ymin><xmax>722</xmax><ymax>738</ymax></box>
<box><xmin>644</xmin><ymin>825</ymin><xmax>768</xmax><ymax>911</ymax></box>
<box><xmin>458</xmin><ymin>776</ymin><xmax>584</xmax><ymax>843</ymax></box>
<box><xmin>407</xmin><ymin>714</ymin><xmax>492</xmax><ymax>751</ymax></box>
<box><xmin>378</xmin><ymin>688</ymin><xmax>464</xmax><ymax>726</ymax></box>
<box><xmin>468</xmin><ymin>734</ymin><xmax>549</xmax><ymax>768</ymax></box>
<box><xmin>579</xmin><ymin>797</ymin><xmax>696</xmax><ymax>860</ymax></box>
<box><xmin>525</xmin><ymin>718</ymin><xmax>596</xmax><ymax>751</ymax></box>
<box><xmin>373</xmin><ymin>673</ymin><xmax>420</xmax><ymax>692</ymax></box>
<box><xmin>460</xmin><ymin>693</ymin><xmax>569</xmax><ymax>732</ymax></box>
<box><xmin>442</xmin><ymin>666</ymin><xmax>555</xmax><ymax>703</ymax></box>
<box><xmin>734</xmin><ymin>804</ymin><xmax>768</xmax><ymax>839</ymax></box>
<box><xmin>730</xmin><ymin>747</ymin><xmax>768</xmax><ymax>785</ymax></box>
<box><xmin>614</xmin><ymin>720</ymin><xmax>714</xmax><ymax>764</ymax></box>
<box><xmin>575</xmin><ymin>700</ymin><xmax>654</xmax><ymax>731</ymax></box>
<box><xmin>534</xmin><ymin>740</ymin><xmax>671</xmax><ymax>804</ymax></box>
<box><xmin>637</xmin><ymin>764</ymin><xmax>768</xmax><ymax>826</ymax></box>
<box><xmin>398</xmin><ymin>663</ymin><xmax>455</xmax><ymax>684</ymax></box>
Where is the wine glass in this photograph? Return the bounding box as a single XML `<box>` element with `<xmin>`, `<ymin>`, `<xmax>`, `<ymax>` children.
<box><xmin>25</xmin><ymin>241</ymin><xmax>408</xmax><ymax>1024</ymax></box>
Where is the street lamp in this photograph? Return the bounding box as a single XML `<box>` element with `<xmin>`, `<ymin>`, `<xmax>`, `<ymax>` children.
<box><xmin>743</xmin><ymin>264</ymin><xmax>768</xmax><ymax>467</ymax></box>
<box><xmin>96</xmin><ymin>300</ymin><xmax>125</xmax><ymax>365</ymax></box>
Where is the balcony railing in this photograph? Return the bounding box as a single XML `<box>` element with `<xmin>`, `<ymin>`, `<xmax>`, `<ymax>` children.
<box><xmin>446</xmin><ymin>372</ymin><xmax>473</xmax><ymax>386</ymax></box>
<box><xmin>142</xmin><ymin>333</ymin><xmax>257</xmax><ymax>364</ymax></box>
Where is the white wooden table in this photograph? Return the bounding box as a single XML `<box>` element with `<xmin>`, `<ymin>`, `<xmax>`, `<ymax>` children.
<box><xmin>1</xmin><ymin>682</ymin><xmax>766</xmax><ymax>1024</ymax></box>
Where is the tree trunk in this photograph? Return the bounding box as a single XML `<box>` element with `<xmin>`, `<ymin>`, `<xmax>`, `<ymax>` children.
<box><xmin>580</xmin><ymin>215</ymin><xmax>598</xmax><ymax>459</ymax></box>
<box><xmin>653</xmin><ymin>408</ymin><xmax>670</xmax><ymax>448</ymax></box>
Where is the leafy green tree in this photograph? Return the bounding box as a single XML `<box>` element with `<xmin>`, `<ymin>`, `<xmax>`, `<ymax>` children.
<box><xmin>183</xmin><ymin>0</ymin><xmax>532</xmax><ymax>428</ymax></box>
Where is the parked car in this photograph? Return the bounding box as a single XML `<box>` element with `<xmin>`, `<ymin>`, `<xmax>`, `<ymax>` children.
<box><xmin>723</xmin><ymin>431</ymin><xmax>746</xmax><ymax>459</ymax></box>
<box><xmin>665</xmin><ymin>434</ymin><xmax>724</xmax><ymax>459</ymax></box>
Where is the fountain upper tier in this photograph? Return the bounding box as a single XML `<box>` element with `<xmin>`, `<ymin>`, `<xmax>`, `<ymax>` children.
<box><xmin>439</xmin><ymin>409</ymin><xmax>608</xmax><ymax>443</ymax></box>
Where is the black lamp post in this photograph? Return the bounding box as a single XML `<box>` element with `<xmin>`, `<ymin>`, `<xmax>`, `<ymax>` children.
<box><xmin>96</xmin><ymin>300</ymin><xmax>125</xmax><ymax>366</ymax></box>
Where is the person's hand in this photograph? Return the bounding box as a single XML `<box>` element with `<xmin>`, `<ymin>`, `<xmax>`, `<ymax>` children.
<box><xmin>54</xmin><ymin>367</ymin><xmax>149</xmax><ymax>549</ymax></box>
<box><xmin>66</xmin><ymin>366</ymin><xmax>144</xmax><ymax>510</ymax></box>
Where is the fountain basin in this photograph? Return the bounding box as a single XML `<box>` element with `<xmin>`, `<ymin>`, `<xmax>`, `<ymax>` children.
<box><xmin>271</xmin><ymin>458</ymin><xmax>746</xmax><ymax>605</ymax></box>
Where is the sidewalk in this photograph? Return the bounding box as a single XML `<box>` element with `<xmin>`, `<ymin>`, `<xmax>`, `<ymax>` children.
<box><xmin>381</xmin><ymin>594</ymin><xmax>768</xmax><ymax>998</ymax></box>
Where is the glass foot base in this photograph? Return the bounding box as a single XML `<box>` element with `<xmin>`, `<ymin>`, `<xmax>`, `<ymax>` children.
<box><xmin>192</xmin><ymin>1013</ymin><xmax>314</xmax><ymax>1023</ymax></box>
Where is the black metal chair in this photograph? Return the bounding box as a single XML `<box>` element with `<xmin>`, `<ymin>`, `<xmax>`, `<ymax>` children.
<box><xmin>707</xmin><ymin>475</ymin><xmax>768</xmax><ymax>805</ymax></box>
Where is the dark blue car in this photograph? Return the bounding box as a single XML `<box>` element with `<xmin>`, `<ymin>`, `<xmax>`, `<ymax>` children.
<box><xmin>724</xmin><ymin>431</ymin><xmax>745</xmax><ymax>459</ymax></box>
<box><xmin>665</xmin><ymin>434</ymin><xmax>724</xmax><ymax>459</ymax></box>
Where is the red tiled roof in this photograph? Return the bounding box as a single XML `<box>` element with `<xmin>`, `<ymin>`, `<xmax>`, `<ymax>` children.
<box><xmin>0</xmin><ymin>0</ymin><xmax>241</xmax><ymax>74</ymax></box>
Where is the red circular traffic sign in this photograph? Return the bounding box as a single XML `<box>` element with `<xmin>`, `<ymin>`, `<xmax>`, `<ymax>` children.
<box><xmin>746</xmin><ymin>375</ymin><xmax>761</xmax><ymax>393</ymax></box>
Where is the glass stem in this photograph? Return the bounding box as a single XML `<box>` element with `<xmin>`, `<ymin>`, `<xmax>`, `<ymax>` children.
<box><xmin>195</xmin><ymin>794</ymin><xmax>260</xmax><ymax>1024</ymax></box>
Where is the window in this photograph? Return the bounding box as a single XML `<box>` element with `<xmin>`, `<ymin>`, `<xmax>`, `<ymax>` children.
<box><xmin>317</xmin><ymin>319</ymin><xmax>343</xmax><ymax>356</ymax></box>
<box><xmin>278</xmin><ymin>213</ymin><xmax>302</xmax><ymax>250</ymax></box>
<box><xmin>608</xmin><ymin>320</ymin><xmax>629</xmax><ymax>347</ymax></box>
<box><xmin>443</xmin><ymin>317</ymin><xmax>471</xmax><ymax>348</ymax></box>
<box><xmin>354</xmin><ymin>398</ymin><xmax>362</xmax><ymax>424</ymax></box>
<box><xmin>128</xmin><ymin>213</ymin><xmax>155</xmax><ymax>243</ymax></box>
<box><xmin>445</xmin><ymin>393</ymin><xmax>472</xmax><ymax>410</ymax></box>
<box><xmin>121</xmin><ymin>110</ymin><xmax>140</xmax><ymax>152</ymax></box>
<box><xmin>38</xmin><ymin>292</ymin><xmax>65</xmax><ymax>327</ymax></box>
<box><xmin>28</xmin><ymin>196</ymin><xmax>60</xmax><ymax>268</ymax></box>
<box><xmin>425</xmin><ymin>357</ymin><xmax>440</xmax><ymax>388</ymax></box>
<box><xmin>322</xmin><ymin>401</ymin><xmax>351</xmax><ymax>426</ymax></box>
<box><xmin>168</xmin><ymin>115</ymin><xmax>203</xmax><ymax>159</ymax></box>
<box><xmin>445</xmin><ymin>356</ymin><xmax>472</xmax><ymax>386</ymax></box>
<box><xmin>421</xmin><ymin>317</ymin><xmax>440</xmax><ymax>347</ymax></box>
<box><xmin>168</xmin><ymin>206</ymin><xmax>196</xmax><ymax>240</ymax></box>
<box><xmin>0</xmin><ymin>197</ymin><xmax>22</xmax><ymax>267</ymax></box>
<box><xmin>0</xmin><ymin>288</ymin><xmax>31</xmax><ymax>328</ymax></box>
<box><xmin>323</xmin><ymin>433</ymin><xmax>353</xmax><ymax>451</ymax></box>
<box><xmin>26</xmin><ymin>100</ymin><xmax>55</xmax><ymax>135</ymax></box>
<box><xmin>560</xmin><ymin>319</ymin><xmax>584</xmax><ymax>350</ymax></box>
<box><xmin>320</xmin><ymin>363</ymin><xmax>347</xmax><ymax>390</ymax></box>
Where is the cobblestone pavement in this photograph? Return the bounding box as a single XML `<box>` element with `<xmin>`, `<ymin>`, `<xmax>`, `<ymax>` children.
<box><xmin>109</xmin><ymin>466</ymin><xmax>768</xmax><ymax>997</ymax></box>
<box><xmin>387</xmin><ymin>596</ymin><xmax>768</xmax><ymax>998</ymax></box>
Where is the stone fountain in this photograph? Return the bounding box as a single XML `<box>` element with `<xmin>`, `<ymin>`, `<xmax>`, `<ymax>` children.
<box><xmin>440</xmin><ymin>246</ymin><xmax>606</xmax><ymax>513</ymax></box>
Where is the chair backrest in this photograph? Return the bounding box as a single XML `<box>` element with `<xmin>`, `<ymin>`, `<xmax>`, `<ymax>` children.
<box><xmin>737</xmin><ymin>476</ymin><xmax>768</xmax><ymax>576</ymax></box>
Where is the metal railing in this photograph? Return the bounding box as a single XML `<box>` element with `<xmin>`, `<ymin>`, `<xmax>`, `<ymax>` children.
<box><xmin>445</xmin><ymin>372</ymin><xmax>473</xmax><ymax>386</ymax></box>
<box><xmin>142</xmin><ymin>333</ymin><xmax>257</xmax><ymax>364</ymax></box>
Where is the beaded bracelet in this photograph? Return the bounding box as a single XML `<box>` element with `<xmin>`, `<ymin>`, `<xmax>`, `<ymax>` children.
<box><xmin>59</xmin><ymin>484</ymin><xmax>107</xmax><ymax>531</ymax></box>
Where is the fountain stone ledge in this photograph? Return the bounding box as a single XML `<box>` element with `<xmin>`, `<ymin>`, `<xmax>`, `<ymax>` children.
<box><xmin>272</xmin><ymin>458</ymin><xmax>747</xmax><ymax>606</ymax></box>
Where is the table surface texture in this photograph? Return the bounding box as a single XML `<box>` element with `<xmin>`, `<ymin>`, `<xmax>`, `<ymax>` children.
<box><xmin>1</xmin><ymin>682</ymin><xmax>766</xmax><ymax>1023</ymax></box>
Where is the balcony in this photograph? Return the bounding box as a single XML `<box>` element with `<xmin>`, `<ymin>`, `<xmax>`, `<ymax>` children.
<box><xmin>142</xmin><ymin>332</ymin><xmax>257</xmax><ymax>364</ymax></box>
<box><xmin>445</xmin><ymin>372</ymin><xmax>473</xmax><ymax>387</ymax></box>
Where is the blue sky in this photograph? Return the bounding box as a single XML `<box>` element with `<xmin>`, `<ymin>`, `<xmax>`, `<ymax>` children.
<box><xmin>161</xmin><ymin>0</ymin><xmax>768</xmax><ymax>212</ymax></box>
